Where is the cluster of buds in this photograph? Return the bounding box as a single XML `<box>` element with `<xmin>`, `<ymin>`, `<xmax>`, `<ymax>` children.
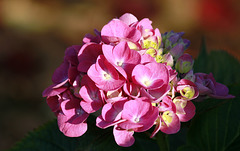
<box><xmin>43</xmin><ymin>13</ymin><xmax>234</xmax><ymax>147</ymax></box>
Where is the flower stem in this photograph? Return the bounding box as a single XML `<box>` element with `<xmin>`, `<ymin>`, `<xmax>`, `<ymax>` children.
<box><xmin>156</xmin><ymin>132</ymin><xmax>169</xmax><ymax>151</ymax></box>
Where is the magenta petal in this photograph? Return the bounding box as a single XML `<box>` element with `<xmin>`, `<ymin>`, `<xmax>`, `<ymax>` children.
<box><xmin>113</xmin><ymin>126</ymin><xmax>135</xmax><ymax>147</ymax></box>
<box><xmin>160</xmin><ymin>111</ymin><xmax>180</xmax><ymax>134</ymax></box>
<box><xmin>177</xmin><ymin>101</ymin><xmax>196</xmax><ymax>122</ymax></box>
<box><xmin>46</xmin><ymin>96</ymin><xmax>60</xmax><ymax>113</ymax></box>
<box><xmin>102</xmin><ymin>100</ymin><xmax>126</xmax><ymax>122</ymax></box>
<box><xmin>79</xmin><ymin>85</ymin><xmax>103</xmax><ymax>113</ymax></box>
<box><xmin>57</xmin><ymin>112</ymin><xmax>88</xmax><ymax>137</ymax></box>
<box><xmin>42</xmin><ymin>84</ymin><xmax>67</xmax><ymax>97</ymax></box>
<box><xmin>123</xmin><ymin>82</ymin><xmax>141</xmax><ymax>98</ymax></box>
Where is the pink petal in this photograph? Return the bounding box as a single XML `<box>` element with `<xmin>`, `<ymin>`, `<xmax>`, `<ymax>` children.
<box><xmin>96</xmin><ymin>115</ymin><xmax>126</xmax><ymax>129</ymax></box>
<box><xmin>123</xmin><ymin>82</ymin><xmax>141</xmax><ymax>98</ymax></box>
<box><xmin>160</xmin><ymin>111</ymin><xmax>180</xmax><ymax>134</ymax></box>
<box><xmin>87</xmin><ymin>55</ymin><xmax>125</xmax><ymax>91</ymax></box>
<box><xmin>57</xmin><ymin>112</ymin><xmax>88</xmax><ymax>137</ymax></box>
<box><xmin>113</xmin><ymin>126</ymin><xmax>135</xmax><ymax>147</ymax></box>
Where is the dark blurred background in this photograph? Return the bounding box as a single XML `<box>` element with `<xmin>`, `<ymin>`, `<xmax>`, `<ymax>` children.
<box><xmin>0</xmin><ymin>0</ymin><xmax>239</xmax><ymax>150</ymax></box>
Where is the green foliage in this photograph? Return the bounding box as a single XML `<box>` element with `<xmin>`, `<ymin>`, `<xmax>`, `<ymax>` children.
<box><xmin>7</xmin><ymin>115</ymin><xmax>159</xmax><ymax>151</ymax></box>
<box><xmin>7</xmin><ymin>39</ymin><xmax>240</xmax><ymax>151</ymax></box>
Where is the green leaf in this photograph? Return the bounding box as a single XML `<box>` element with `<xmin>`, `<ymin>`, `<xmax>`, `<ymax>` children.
<box><xmin>7</xmin><ymin>115</ymin><xmax>159</xmax><ymax>151</ymax></box>
<box><xmin>194</xmin><ymin>39</ymin><xmax>240</xmax><ymax>85</ymax></box>
<box><xmin>181</xmin><ymin>98</ymin><xmax>240</xmax><ymax>151</ymax></box>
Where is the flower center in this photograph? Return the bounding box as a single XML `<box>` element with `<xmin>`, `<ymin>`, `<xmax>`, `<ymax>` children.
<box><xmin>162</xmin><ymin>111</ymin><xmax>173</xmax><ymax>127</ymax></box>
<box><xmin>103</xmin><ymin>72</ymin><xmax>111</xmax><ymax>80</ymax></box>
<box><xmin>180</xmin><ymin>86</ymin><xmax>195</xmax><ymax>99</ymax></box>
<box><xmin>116</xmin><ymin>60</ymin><xmax>124</xmax><ymax>67</ymax></box>
<box><xmin>133</xmin><ymin>116</ymin><xmax>140</xmax><ymax>123</ymax></box>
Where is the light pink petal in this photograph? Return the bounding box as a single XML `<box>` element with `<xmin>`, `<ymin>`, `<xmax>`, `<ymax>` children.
<box><xmin>101</xmin><ymin>19</ymin><xmax>128</xmax><ymax>43</ymax></box>
<box><xmin>57</xmin><ymin>112</ymin><xmax>88</xmax><ymax>137</ymax></box>
<box><xmin>119</xmin><ymin>13</ymin><xmax>138</xmax><ymax>26</ymax></box>
<box><xmin>113</xmin><ymin>126</ymin><xmax>135</xmax><ymax>147</ymax></box>
<box><xmin>136</xmin><ymin>18</ymin><xmax>153</xmax><ymax>30</ymax></box>
<box><xmin>101</xmin><ymin>19</ymin><xmax>141</xmax><ymax>43</ymax></box>
<box><xmin>140</xmin><ymin>53</ymin><xmax>156</xmax><ymax>64</ymax></box>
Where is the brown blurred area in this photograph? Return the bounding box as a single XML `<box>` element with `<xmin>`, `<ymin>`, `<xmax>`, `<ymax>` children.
<box><xmin>0</xmin><ymin>0</ymin><xmax>239</xmax><ymax>150</ymax></box>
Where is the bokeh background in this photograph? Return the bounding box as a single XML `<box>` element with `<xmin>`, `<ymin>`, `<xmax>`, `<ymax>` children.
<box><xmin>0</xmin><ymin>0</ymin><xmax>240</xmax><ymax>150</ymax></box>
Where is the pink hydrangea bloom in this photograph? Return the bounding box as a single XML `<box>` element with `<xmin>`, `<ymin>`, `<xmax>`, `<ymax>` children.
<box><xmin>42</xmin><ymin>12</ymin><xmax>234</xmax><ymax>147</ymax></box>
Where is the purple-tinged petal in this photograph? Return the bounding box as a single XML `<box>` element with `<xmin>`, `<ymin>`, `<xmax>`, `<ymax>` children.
<box><xmin>64</xmin><ymin>45</ymin><xmax>81</xmax><ymax>66</ymax></box>
<box><xmin>42</xmin><ymin>84</ymin><xmax>67</xmax><ymax>97</ymax></box>
<box><xmin>77</xmin><ymin>43</ymin><xmax>102</xmax><ymax>73</ymax></box>
<box><xmin>46</xmin><ymin>96</ymin><xmax>60</xmax><ymax>113</ymax></box>
<box><xmin>52</xmin><ymin>61</ymin><xmax>69</xmax><ymax>84</ymax></box>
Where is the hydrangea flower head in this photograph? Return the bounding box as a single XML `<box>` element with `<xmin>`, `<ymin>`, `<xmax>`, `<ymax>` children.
<box><xmin>43</xmin><ymin>13</ymin><xmax>234</xmax><ymax>147</ymax></box>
